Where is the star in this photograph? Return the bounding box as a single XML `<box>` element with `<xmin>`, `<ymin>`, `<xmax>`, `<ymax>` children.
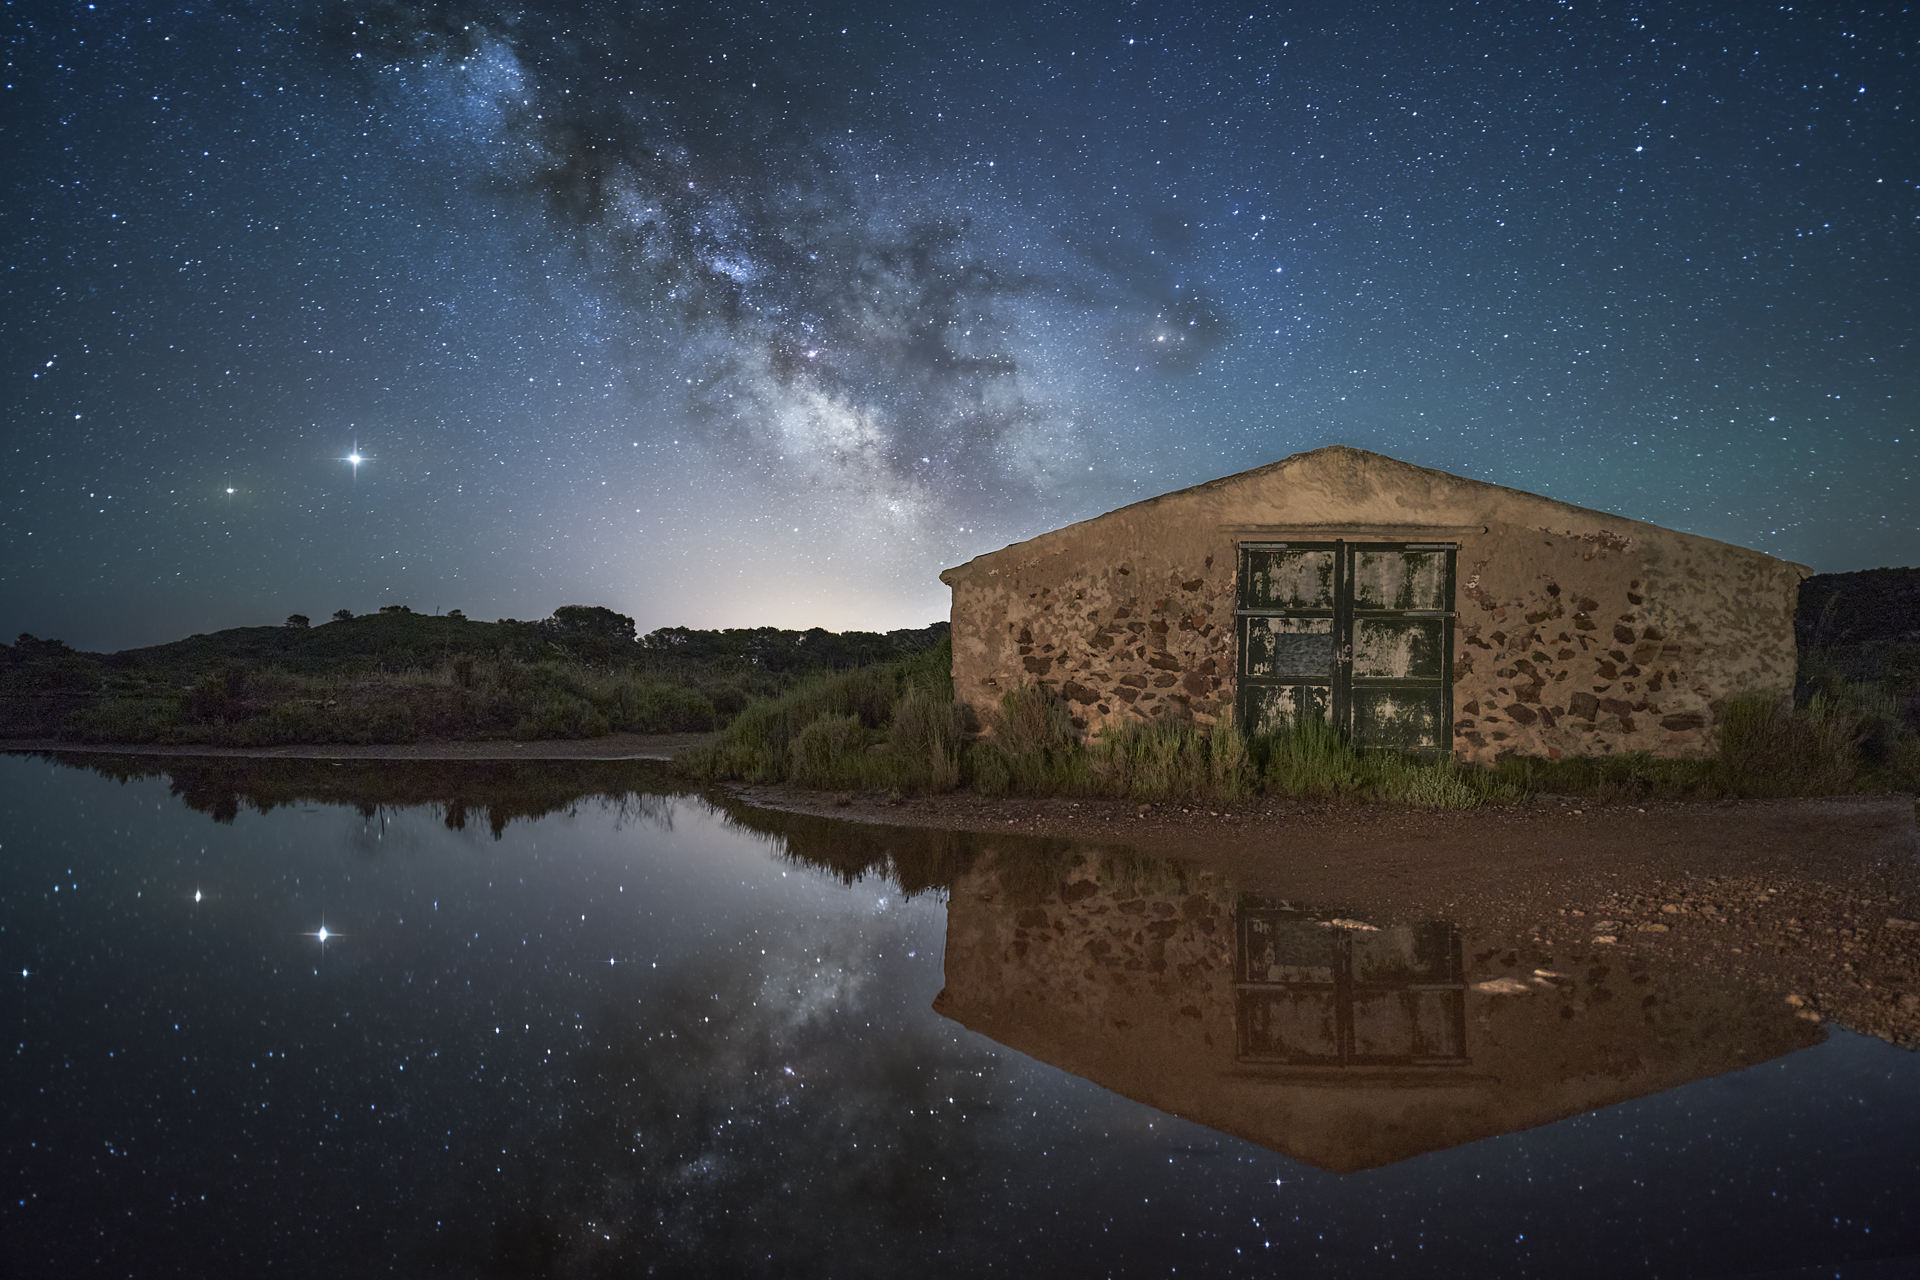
<box><xmin>305</xmin><ymin>921</ymin><xmax>345</xmax><ymax>953</ymax></box>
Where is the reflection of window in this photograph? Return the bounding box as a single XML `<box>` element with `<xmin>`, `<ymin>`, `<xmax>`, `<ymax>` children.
<box><xmin>1235</xmin><ymin>910</ymin><xmax>1468</xmax><ymax>1067</ymax></box>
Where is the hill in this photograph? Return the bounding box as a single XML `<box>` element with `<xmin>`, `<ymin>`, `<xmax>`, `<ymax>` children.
<box><xmin>0</xmin><ymin>606</ymin><xmax>949</xmax><ymax>744</ymax></box>
<box><xmin>1797</xmin><ymin>567</ymin><xmax>1920</xmax><ymax>729</ymax></box>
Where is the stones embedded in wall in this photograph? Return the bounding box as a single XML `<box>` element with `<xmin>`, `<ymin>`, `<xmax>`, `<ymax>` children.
<box><xmin>1450</xmin><ymin>539</ymin><xmax>1724</xmax><ymax>766</ymax></box>
<box><xmin>941</xmin><ymin>854</ymin><xmax>1236</xmax><ymax>1047</ymax></box>
<box><xmin>993</xmin><ymin>557</ymin><xmax>1236</xmax><ymax>734</ymax></box>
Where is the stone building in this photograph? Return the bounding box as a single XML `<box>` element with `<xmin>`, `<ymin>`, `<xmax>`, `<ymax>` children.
<box><xmin>939</xmin><ymin>446</ymin><xmax>1808</xmax><ymax>763</ymax></box>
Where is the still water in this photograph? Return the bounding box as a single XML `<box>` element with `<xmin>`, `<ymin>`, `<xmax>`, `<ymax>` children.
<box><xmin>4</xmin><ymin>752</ymin><xmax>1918</xmax><ymax>1277</ymax></box>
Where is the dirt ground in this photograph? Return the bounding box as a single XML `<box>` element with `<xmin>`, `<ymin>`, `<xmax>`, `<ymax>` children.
<box><xmin>733</xmin><ymin>783</ymin><xmax>1920</xmax><ymax>1049</ymax></box>
<box><xmin>0</xmin><ymin>733</ymin><xmax>713</xmax><ymax>761</ymax></box>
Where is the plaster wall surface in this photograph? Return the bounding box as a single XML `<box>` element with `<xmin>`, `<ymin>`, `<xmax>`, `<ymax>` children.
<box><xmin>941</xmin><ymin>447</ymin><xmax>1808</xmax><ymax>763</ymax></box>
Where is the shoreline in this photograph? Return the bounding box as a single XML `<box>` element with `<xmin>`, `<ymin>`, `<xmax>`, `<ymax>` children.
<box><xmin>7</xmin><ymin>739</ymin><xmax>1916</xmax><ymax>1045</ymax></box>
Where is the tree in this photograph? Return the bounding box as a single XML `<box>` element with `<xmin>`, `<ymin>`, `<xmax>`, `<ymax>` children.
<box><xmin>379</xmin><ymin>604</ymin><xmax>412</xmax><ymax>615</ymax></box>
<box><xmin>447</xmin><ymin>608</ymin><xmax>467</xmax><ymax>621</ymax></box>
<box><xmin>542</xmin><ymin>605</ymin><xmax>638</xmax><ymax>664</ymax></box>
<box><xmin>285</xmin><ymin>614</ymin><xmax>311</xmax><ymax>629</ymax></box>
<box><xmin>332</xmin><ymin>609</ymin><xmax>354</xmax><ymax>622</ymax></box>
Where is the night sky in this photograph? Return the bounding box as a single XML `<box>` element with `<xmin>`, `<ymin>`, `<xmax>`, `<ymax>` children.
<box><xmin>5</xmin><ymin>0</ymin><xmax>1915</xmax><ymax>653</ymax></box>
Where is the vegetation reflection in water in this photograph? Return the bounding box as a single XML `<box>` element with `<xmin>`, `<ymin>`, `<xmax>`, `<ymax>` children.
<box><xmin>19</xmin><ymin>753</ymin><xmax>1920</xmax><ymax>1277</ymax></box>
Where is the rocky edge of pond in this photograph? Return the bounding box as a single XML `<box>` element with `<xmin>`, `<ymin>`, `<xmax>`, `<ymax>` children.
<box><xmin>730</xmin><ymin>784</ymin><xmax>1920</xmax><ymax>1052</ymax></box>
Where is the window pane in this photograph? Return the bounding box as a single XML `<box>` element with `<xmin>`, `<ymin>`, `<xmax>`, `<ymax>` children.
<box><xmin>1243</xmin><ymin>683</ymin><xmax>1333</xmax><ymax>737</ymax></box>
<box><xmin>1350</xmin><ymin>550</ymin><xmax>1449</xmax><ymax>611</ymax></box>
<box><xmin>1242</xmin><ymin>548</ymin><xmax>1336</xmax><ymax>610</ymax></box>
<box><xmin>1351</xmin><ymin>618</ymin><xmax>1445</xmax><ymax>681</ymax></box>
<box><xmin>1350</xmin><ymin>687</ymin><xmax>1447</xmax><ymax>751</ymax></box>
<box><xmin>1244</xmin><ymin>616</ymin><xmax>1335</xmax><ymax>679</ymax></box>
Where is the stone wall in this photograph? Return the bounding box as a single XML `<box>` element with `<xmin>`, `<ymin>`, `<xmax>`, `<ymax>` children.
<box><xmin>931</xmin><ymin>851</ymin><xmax>1241</xmax><ymax>1129</ymax></box>
<box><xmin>941</xmin><ymin>447</ymin><xmax>1807</xmax><ymax>763</ymax></box>
<box><xmin>1447</xmin><ymin>519</ymin><xmax>1807</xmax><ymax>766</ymax></box>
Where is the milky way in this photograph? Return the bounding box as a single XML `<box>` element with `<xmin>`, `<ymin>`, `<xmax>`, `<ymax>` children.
<box><xmin>4</xmin><ymin>0</ymin><xmax>1914</xmax><ymax>648</ymax></box>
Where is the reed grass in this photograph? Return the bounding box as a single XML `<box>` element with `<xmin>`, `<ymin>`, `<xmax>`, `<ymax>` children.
<box><xmin>679</xmin><ymin>655</ymin><xmax>1920</xmax><ymax>807</ymax></box>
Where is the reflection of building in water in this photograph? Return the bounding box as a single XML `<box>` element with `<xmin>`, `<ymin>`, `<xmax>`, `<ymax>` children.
<box><xmin>933</xmin><ymin>851</ymin><xmax>1822</xmax><ymax>1174</ymax></box>
<box><xmin>1237</xmin><ymin>911</ymin><xmax>1468</xmax><ymax>1068</ymax></box>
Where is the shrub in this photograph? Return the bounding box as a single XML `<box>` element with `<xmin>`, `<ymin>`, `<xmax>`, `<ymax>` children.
<box><xmin>262</xmin><ymin>700</ymin><xmax>326</xmax><ymax>743</ymax></box>
<box><xmin>678</xmin><ymin>638</ymin><xmax>953</xmax><ymax>784</ymax></box>
<box><xmin>887</xmin><ymin>685</ymin><xmax>964</xmax><ymax>793</ymax></box>
<box><xmin>63</xmin><ymin>696</ymin><xmax>180</xmax><ymax>743</ymax></box>
<box><xmin>978</xmin><ymin>685</ymin><xmax>1088</xmax><ymax>794</ymax></box>
<box><xmin>789</xmin><ymin>713</ymin><xmax>870</xmax><ymax>789</ymax></box>
<box><xmin>1090</xmin><ymin>716</ymin><xmax>1209</xmax><ymax>802</ymax></box>
<box><xmin>1717</xmin><ymin>691</ymin><xmax>1857</xmax><ymax>797</ymax></box>
<box><xmin>331</xmin><ymin>701</ymin><xmax>418</xmax><ymax>744</ymax></box>
<box><xmin>512</xmin><ymin>693</ymin><xmax>609</xmax><ymax>740</ymax></box>
<box><xmin>490</xmin><ymin>660</ymin><xmax>532</xmax><ymax>698</ymax></box>
<box><xmin>1362</xmin><ymin>752</ymin><xmax>1490</xmax><ymax>810</ymax></box>
<box><xmin>599</xmin><ymin>679</ymin><xmax>717</xmax><ymax>733</ymax></box>
<box><xmin>1208</xmin><ymin>711</ymin><xmax>1253</xmax><ymax>799</ymax></box>
<box><xmin>1259</xmin><ymin>718</ymin><xmax>1360</xmax><ymax>800</ymax></box>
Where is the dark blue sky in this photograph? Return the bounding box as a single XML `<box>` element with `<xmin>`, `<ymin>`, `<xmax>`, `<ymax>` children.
<box><xmin>5</xmin><ymin>0</ymin><xmax>1914</xmax><ymax>651</ymax></box>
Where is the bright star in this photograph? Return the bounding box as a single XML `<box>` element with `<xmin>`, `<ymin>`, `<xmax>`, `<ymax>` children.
<box><xmin>193</xmin><ymin>889</ymin><xmax>203</xmax><ymax>903</ymax></box>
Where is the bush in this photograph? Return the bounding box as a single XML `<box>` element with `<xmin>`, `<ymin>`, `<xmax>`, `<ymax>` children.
<box><xmin>598</xmin><ymin>679</ymin><xmax>717</xmax><ymax>733</ymax></box>
<box><xmin>679</xmin><ymin>638</ymin><xmax>954</xmax><ymax>785</ymax></box>
<box><xmin>1258</xmin><ymin>717</ymin><xmax>1360</xmax><ymax>800</ymax></box>
<box><xmin>887</xmin><ymin>685</ymin><xmax>963</xmax><ymax>793</ymax></box>
<box><xmin>64</xmin><ymin>696</ymin><xmax>180</xmax><ymax>743</ymax></box>
<box><xmin>978</xmin><ymin>685</ymin><xmax>1088</xmax><ymax>795</ymax></box>
<box><xmin>262</xmin><ymin>700</ymin><xmax>326</xmax><ymax>743</ymax></box>
<box><xmin>1363</xmin><ymin>753</ymin><xmax>1491</xmax><ymax>810</ymax></box>
<box><xmin>1718</xmin><ymin>691</ymin><xmax>1858</xmax><ymax>797</ymax></box>
<box><xmin>789</xmin><ymin>713</ymin><xmax>870</xmax><ymax>789</ymax></box>
<box><xmin>1208</xmin><ymin>712</ymin><xmax>1252</xmax><ymax>799</ymax></box>
<box><xmin>1090</xmin><ymin>716</ymin><xmax>1210</xmax><ymax>802</ymax></box>
<box><xmin>512</xmin><ymin>693</ymin><xmax>610</xmax><ymax>741</ymax></box>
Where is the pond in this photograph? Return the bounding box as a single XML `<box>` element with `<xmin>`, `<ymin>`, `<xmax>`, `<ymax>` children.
<box><xmin>4</xmin><ymin>752</ymin><xmax>1918</xmax><ymax>1277</ymax></box>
